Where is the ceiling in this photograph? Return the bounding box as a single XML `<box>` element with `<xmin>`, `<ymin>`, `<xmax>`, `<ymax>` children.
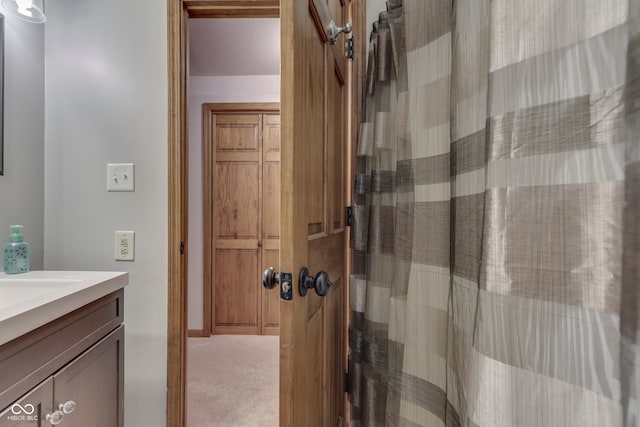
<box><xmin>189</xmin><ymin>18</ymin><xmax>280</xmax><ymax>76</ymax></box>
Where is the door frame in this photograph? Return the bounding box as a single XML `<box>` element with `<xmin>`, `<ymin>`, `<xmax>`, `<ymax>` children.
<box><xmin>167</xmin><ymin>2</ymin><xmax>280</xmax><ymax>426</ymax></box>
<box><xmin>167</xmin><ymin>0</ymin><xmax>364</xmax><ymax>426</ymax></box>
<box><xmin>201</xmin><ymin>102</ymin><xmax>280</xmax><ymax>337</ymax></box>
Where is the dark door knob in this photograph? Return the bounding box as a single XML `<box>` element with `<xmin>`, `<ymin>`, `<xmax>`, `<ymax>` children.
<box><xmin>298</xmin><ymin>267</ymin><xmax>333</xmax><ymax>297</ymax></box>
<box><xmin>262</xmin><ymin>267</ymin><xmax>280</xmax><ymax>290</ymax></box>
<box><xmin>314</xmin><ymin>271</ymin><xmax>331</xmax><ymax>296</ymax></box>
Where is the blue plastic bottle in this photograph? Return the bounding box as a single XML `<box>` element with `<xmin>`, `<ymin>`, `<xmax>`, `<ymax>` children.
<box><xmin>3</xmin><ymin>225</ymin><xmax>30</xmax><ymax>274</ymax></box>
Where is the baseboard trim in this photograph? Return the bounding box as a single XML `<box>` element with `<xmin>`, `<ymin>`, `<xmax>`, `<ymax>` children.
<box><xmin>213</xmin><ymin>325</ymin><xmax>260</xmax><ymax>335</ymax></box>
<box><xmin>263</xmin><ymin>326</ymin><xmax>280</xmax><ymax>336</ymax></box>
<box><xmin>187</xmin><ymin>329</ymin><xmax>209</xmax><ymax>337</ymax></box>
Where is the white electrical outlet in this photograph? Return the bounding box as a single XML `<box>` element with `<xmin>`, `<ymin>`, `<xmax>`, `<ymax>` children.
<box><xmin>107</xmin><ymin>163</ymin><xmax>135</xmax><ymax>192</ymax></box>
<box><xmin>114</xmin><ymin>231</ymin><xmax>135</xmax><ymax>261</ymax></box>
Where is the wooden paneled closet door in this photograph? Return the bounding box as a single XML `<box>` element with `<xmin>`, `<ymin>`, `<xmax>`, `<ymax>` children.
<box><xmin>209</xmin><ymin>107</ymin><xmax>280</xmax><ymax>336</ymax></box>
<box><xmin>260</xmin><ymin>114</ymin><xmax>281</xmax><ymax>335</ymax></box>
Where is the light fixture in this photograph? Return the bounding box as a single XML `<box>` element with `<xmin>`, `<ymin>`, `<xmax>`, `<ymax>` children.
<box><xmin>1</xmin><ymin>0</ymin><xmax>46</xmax><ymax>23</ymax></box>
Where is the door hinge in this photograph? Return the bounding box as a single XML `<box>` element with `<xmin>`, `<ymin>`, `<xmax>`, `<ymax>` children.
<box><xmin>346</xmin><ymin>37</ymin><xmax>354</xmax><ymax>60</ymax></box>
<box><xmin>345</xmin><ymin>206</ymin><xmax>353</xmax><ymax>227</ymax></box>
<box><xmin>180</xmin><ymin>241</ymin><xmax>185</xmax><ymax>255</ymax></box>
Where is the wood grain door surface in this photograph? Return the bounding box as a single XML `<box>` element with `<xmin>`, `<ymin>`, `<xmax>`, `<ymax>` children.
<box><xmin>280</xmin><ymin>0</ymin><xmax>350</xmax><ymax>425</ymax></box>
<box><xmin>212</xmin><ymin>111</ymin><xmax>280</xmax><ymax>336</ymax></box>
<box><xmin>261</xmin><ymin>114</ymin><xmax>282</xmax><ymax>335</ymax></box>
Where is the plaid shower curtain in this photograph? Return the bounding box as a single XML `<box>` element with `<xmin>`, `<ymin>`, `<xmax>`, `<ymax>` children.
<box><xmin>349</xmin><ymin>1</ymin><xmax>640</xmax><ymax>426</ymax></box>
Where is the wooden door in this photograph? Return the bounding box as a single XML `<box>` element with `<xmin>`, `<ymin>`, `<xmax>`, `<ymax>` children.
<box><xmin>208</xmin><ymin>105</ymin><xmax>280</xmax><ymax>336</ymax></box>
<box><xmin>261</xmin><ymin>114</ymin><xmax>282</xmax><ymax>335</ymax></box>
<box><xmin>213</xmin><ymin>113</ymin><xmax>262</xmax><ymax>335</ymax></box>
<box><xmin>280</xmin><ymin>0</ymin><xmax>350</xmax><ymax>424</ymax></box>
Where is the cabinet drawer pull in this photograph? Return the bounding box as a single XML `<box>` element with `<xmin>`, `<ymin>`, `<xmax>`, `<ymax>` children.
<box><xmin>46</xmin><ymin>410</ymin><xmax>64</xmax><ymax>425</ymax></box>
<box><xmin>59</xmin><ymin>400</ymin><xmax>77</xmax><ymax>414</ymax></box>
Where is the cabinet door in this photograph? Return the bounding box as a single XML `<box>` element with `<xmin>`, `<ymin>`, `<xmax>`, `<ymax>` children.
<box><xmin>53</xmin><ymin>326</ymin><xmax>123</xmax><ymax>427</ymax></box>
<box><xmin>0</xmin><ymin>377</ymin><xmax>53</xmax><ymax>427</ymax></box>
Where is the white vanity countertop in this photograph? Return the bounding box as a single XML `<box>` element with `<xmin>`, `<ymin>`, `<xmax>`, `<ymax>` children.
<box><xmin>0</xmin><ymin>270</ymin><xmax>128</xmax><ymax>346</ymax></box>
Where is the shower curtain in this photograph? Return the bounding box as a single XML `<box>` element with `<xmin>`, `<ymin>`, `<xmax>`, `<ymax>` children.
<box><xmin>349</xmin><ymin>1</ymin><xmax>640</xmax><ymax>426</ymax></box>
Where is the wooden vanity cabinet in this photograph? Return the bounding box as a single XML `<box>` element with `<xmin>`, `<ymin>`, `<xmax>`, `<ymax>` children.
<box><xmin>0</xmin><ymin>290</ymin><xmax>124</xmax><ymax>427</ymax></box>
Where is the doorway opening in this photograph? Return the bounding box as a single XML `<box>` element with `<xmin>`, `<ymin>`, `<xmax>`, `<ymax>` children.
<box><xmin>168</xmin><ymin>0</ymin><xmax>364</xmax><ymax>425</ymax></box>
<box><xmin>186</xmin><ymin>18</ymin><xmax>281</xmax><ymax>427</ymax></box>
<box><xmin>167</xmin><ymin>2</ymin><xmax>281</xmax><ymax>426</ymax></box>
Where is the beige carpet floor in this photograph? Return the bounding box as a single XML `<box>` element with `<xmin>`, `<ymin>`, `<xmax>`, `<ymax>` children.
<box><xmin>187</xmin><ymin>335</ymin><xmax>279</xmax><ymax>427</ymax></box>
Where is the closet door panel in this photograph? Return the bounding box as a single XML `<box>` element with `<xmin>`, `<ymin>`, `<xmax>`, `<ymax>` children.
<box><xmin>214</xmin><ymin>249</ymin><xmax>259</xmax><ymax>334</ymax></box>
<box><xmin>213</xmin><ymin>114</ymin><xmax>261</xmax><ymax>334</ymax></box>
<box><xmin>261</xmin><ymin>114</ymin><xmax>281</xmax><ymax>335</ymax></box>
<box><xmin>208</xmin><ymin>109</ymin><xmax>280</xmax><ymax>335</ymax></box>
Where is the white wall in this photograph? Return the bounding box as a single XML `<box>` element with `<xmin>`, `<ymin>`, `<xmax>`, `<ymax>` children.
<box><xmin>43</xmin><ymin>1</ymin><xmax>168</xmax><ymax>426</ymax></box>
<box><xmin>187</xmin><ymin>75</ymin><xmax>280</xmax><ymax>330</ymax></box>
<box><xmin>0</xmin><ymin>14</ymin><xmax>44</xmax><ymax>271</ymax></box>
<box><xmin>366</xmin><ymin>0</ymin><xmax>386</xmax><ymax>47</ymax></box>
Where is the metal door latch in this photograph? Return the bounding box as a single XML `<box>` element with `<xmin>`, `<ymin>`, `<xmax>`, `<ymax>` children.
<box><xmin>328</xmin><ymin>19</ymin><xmax>352</xmax><ymax>45</ymax></box>
<box><xmin>263</xmin><ymin>267</ymin><xmax>293</xmax><ymax>301</ymax></box>
<box><xmin>346</xmin><ymin>37</ymin><xmax>354</xmax><ymax>59</ymax></box>
<box><xmin>280</xmin><ymin>272</ymin><xmax>293</xmax><ymax>301</ymax></box>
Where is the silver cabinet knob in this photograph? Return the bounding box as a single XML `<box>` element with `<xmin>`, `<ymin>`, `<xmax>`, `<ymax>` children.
<box><xmin>59</xmin><ymin>400</ymin><xmax>76</xmax><ymax>414</ymax></box>
<box><xmin>46</xmin><ymin>410</ymin><xmax>64</xmax><ymax>425</ymax></box>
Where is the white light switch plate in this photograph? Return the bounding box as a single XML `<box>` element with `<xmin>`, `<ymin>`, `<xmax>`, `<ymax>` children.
<box><xmin>115</xmin><ymin>231</ymin><xmax>135</xmax><ymax>261</ymax></box>
<box><xmin>107</xmin><ymin>163</ymin><xmax>135</xmax><ymax>192</ymax></box>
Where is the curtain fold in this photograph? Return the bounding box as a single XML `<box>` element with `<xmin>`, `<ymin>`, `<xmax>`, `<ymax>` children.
<box><xmin>349</xmin><ymin>1</ymin><xmax>640</xmax><ymax>426</ymax></box>
<box><xmin>623</xmin><ymin>2</ymin><xmax>640</xmax><ymax>425</ymax></box>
